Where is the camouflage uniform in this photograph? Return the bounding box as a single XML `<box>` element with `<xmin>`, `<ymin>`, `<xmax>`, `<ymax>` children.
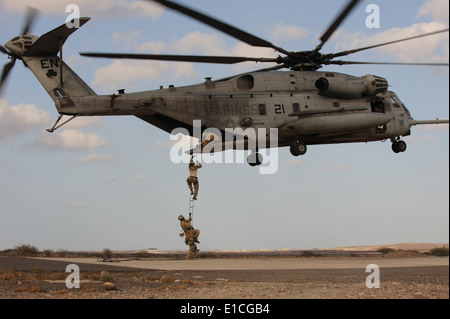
<box><xmin>179</xmin><ymin>214</ymin><xmax>200</xmax><ymax>244</ymax></box>
<box><xmin>186</xmin><ymin>243</ymin><xmax>199</xmax><ymax>260</ymax></box>
<box><xmin>178</xmin><ymin>214</ymin><xmax>200</xmax><ymax>259</ymax></box>
<box><xmin>187</xmin><ymin>158</ymin><xmax>202</xmax><ymax>200</ymax></box>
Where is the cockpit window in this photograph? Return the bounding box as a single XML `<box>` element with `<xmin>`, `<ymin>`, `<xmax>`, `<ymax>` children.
<box><xmin>403</xmin><ymin>105</ymin><xmax>411</xmax><ymax>117</ymax></box>
<box><xmin>391</xmin><ymin>95</ymin><xmax>401</xmax><ymax>108</ymax></box>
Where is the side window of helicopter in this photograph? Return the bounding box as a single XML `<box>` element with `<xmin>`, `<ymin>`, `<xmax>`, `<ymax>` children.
<box><xmin>292</xmin><ymin>103</ymin><xmax>300</xmax><ymax>113</ymax></box>
<box><xmin>371</xmin><ymin>101</ymin><xmax>384</xmax><ymax>113</ymax></box>
<box><xmin>258</xmin><ymin>104</ymin><xmax>266</xmax><ymax>115</ymax></box>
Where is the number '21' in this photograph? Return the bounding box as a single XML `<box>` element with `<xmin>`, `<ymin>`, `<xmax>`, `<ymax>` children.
<box><xmin>275</xmin><ymin>104</ymin><xmax>285</xmax><ymax>114</ymax></box>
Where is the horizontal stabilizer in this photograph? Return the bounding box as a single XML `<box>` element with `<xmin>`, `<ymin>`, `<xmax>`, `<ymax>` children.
<box><xmin>25</xmin><ymin>17</ymin><xmax>90</xmax><ymax>57</ymax></box>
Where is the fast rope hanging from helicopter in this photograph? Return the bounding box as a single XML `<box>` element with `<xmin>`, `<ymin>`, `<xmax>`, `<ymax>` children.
<box><xmin>186</xmin><ymin>135</ymin><xmax>214</xmax><ymax>226</ymax></box>
<box><xmin>178</xmin><ymin>135</ymin><xmax>215</xmax><ymax>257</ymax></box>
<box><xmin>188</xmin><ymin>190</ymin><xmax>195</xmax><ymax>226</ymax></box>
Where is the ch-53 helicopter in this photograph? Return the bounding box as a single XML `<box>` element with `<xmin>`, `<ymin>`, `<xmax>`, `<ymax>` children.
<box><xmin>1</xmin><ymin>0</ymin><xmax>448</xmax><ymax>166</ymax></box>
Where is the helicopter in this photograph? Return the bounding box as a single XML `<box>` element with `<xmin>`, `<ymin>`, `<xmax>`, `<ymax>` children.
<box><xmin>1</xmin><ymin>0</ymin><xmax>448</xmax><ymax>166</ymax></box>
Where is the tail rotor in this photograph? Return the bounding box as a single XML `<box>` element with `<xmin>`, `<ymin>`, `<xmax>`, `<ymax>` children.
<box><xmin>0</xmin><ymin>7</ymin><xmax>39</xmax><ymax>95</ymax></box>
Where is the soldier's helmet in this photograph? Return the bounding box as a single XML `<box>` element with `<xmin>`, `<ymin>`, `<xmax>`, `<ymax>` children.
<box><xmin>178</xmin><ymin>214</ymin><xmax>185</xmax><ymax>220</ymax></box>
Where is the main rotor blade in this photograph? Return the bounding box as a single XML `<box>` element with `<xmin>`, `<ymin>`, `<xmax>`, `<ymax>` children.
<box><xmin>326</xmin><ymin>60</ymin><xmax>449</xmax><ymax>66</ymax></box>
<box><xmin>21</xmin><ymin>6</ymin><xmax>40</xmax><ymax>35</ymax></box>
<box><xmin>149</xmin><ymin>0</ymin><xmax>290</xmax><ymax>55</ymax></box>
<box><xmin>331</xmin><ymin>28</ymin><xmax>450</xmax><ymax>58</ymax></box>
<box><xmin>315</xmin><ymin>0</ymin><xmax>361</xmax><ymax>52</ymax></box>
<box><xmin>80</xmin><ymin>52</ymin><xmax>278</xmax><ymax>64</ymax></box>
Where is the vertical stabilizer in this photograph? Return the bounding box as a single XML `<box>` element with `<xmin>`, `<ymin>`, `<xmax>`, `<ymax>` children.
<box><xmin>5</xmin><ymin>18</ymin><xmax>95</xmax><ymax>112</ymax></box>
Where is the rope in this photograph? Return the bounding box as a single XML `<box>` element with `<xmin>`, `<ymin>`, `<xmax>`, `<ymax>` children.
<box><xmin>189</xmin><ymin>192</ymin><xmax>195</xmax><ymax>227</ymax></box>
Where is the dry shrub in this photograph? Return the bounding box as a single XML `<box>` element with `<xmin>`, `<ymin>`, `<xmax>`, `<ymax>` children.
<box><xmin>13</xmin><ymin>285</ymin><xmax>41</xmax><ymax>293</ymax></box>
<box><xmin>0</xmin><ymin>270</ymin><xmax>19</xmax><ymax>283</ymax></box>
<box><xmin>160</xmin><ymin>275</ymin><xmax>175</xmax><ymax>283</ymax></box>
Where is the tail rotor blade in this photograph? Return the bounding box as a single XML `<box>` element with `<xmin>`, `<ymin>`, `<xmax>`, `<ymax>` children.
<box><xmin>0</xmin><ymin>57</ymin><xmax>16</xmax><ymax>95</ymax></box>
<box><xmin>0</xmin><ymin>45</ymin><xmax>10</xmax><ymax>56</ymax></box>
<box><xmin>21</xmin><ymin>6</ymin><xmax>40</xmax><ymax>35</ymax></box>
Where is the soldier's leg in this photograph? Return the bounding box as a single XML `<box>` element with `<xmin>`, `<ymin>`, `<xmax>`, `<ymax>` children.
<box><xmin>185</xmin><ymin>230</ymin><xmax>193</xmax><ymax>243</ymax></box>
<box><xmin>193</xmin><ymin>180</ymin><xmax>199</xmax><ymax>199</ymax></box>
<box><xmin>187</xmin><ymin>244</ymin><xmax>195</xmax><ymax>260</ymax></box>
<box><xmin>193</xmin><ymin>244</ymin><xmax>199</xmax><ymax>258</ymax></box>
<box><xmin>186</xmin><ymin>178</ymin><xmax>194</xmax><ymax>194</ymax></box>
<box><xmin>186</xmin><ymin>244</ymin><xmax>192</xmax><ymax>259</ymax></box>
<box><xmin>193</xmin><ymin>229</ymin><xmax>200</xmax><ymax>243</ymax></box>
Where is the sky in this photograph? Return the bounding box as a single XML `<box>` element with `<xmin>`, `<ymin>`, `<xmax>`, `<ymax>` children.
<box><xmin>0</xmin><ymin>0</ymin><xmax>448</xmax><ymax>252</ymax></box>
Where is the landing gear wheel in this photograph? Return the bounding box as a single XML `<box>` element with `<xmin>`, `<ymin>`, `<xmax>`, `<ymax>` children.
<box><xmin>247</xmin><ymin>152</ymin><xmax>263</xmax><ymax>166</ymax></box>
<box><xmin>392</xmin><ymin>140</ymin><xmax>407</xmax><ymax>153</ymax></box>
<box><xmin>290</xmin><ymin>141</ymin><xmax>307</xmax><ymax>156</ymax></box>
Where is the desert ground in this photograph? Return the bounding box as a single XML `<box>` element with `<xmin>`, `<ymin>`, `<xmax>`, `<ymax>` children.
<box><xmin>1</xmin><ymin>243</ymin><xmax>448</xmax><ymax>302</ymax></box>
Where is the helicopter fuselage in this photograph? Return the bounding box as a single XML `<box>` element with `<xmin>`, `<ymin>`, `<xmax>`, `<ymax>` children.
<box><xmin>50</xmin><ymin>69</ymin><xmax>412</xmax><ymax>151</ymax></box>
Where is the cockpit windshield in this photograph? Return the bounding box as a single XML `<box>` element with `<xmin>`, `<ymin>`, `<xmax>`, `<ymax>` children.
<box><xmin>389</xmin><ymin>92</ymin><xmax>412</xmax><ymax>118</ymax></box>
<box><xmin>390</xmin><ymin>95</ymin><xmax>401</xmax><ymax>108</ymax></box>
<box><xmin>403</xmin><ymin>105</ymin><xmax>411</xmax><ymax>117</ymax></box>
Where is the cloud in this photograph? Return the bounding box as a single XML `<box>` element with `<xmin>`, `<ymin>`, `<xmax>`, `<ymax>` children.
<box><xmin>330</xmin><ymin>1</ymin><xmax>449</xmax><ymax>64</ymax></box>
<box><xmin>269</xmin><ymin>23</ymin><xmax>309</xmax><ymax>42</ymax></box>
<box><xmin>92</xmin><ymin>59</ymin><xmax>197</xmax><ymax>91</ymax></box>
<box><xmin>60</xmin><ymin>116</ymin><xmax>101</xmax><ymax>129</ymax></box>
<box><xmin>76</xmin><ymin>153</ymin><xmax>118</xmax><ymax>163</ymax></box>
<box><xmin>112</xmin><ymin>30</ymin><xmax>145</xmax><ymax>50</ymax></box>
<box><xmin>112</xmin><ymin>30</ymin><xmax>142</xmax><ymax>44</ymax></box>
<box><xmin>333</xmin><ymin>22</ymin><xmax>449</xmax><ymax>63</ymax></box>
<box><xmin>176</xmin><ymin>31</ymin><xmax>228</xmax><ymax>56</ymax></box>
<box><xmin>417</xmin><ymin>0</ymin><xmax>449</xmax><ymax>24</ymax></box>
<box><xmin>137</xmin><ymin>40</ymin><xmax>167</xmax><ymax>53</ymax></box>
<box><xmin>28</xmin><ymin>129</ymin><xmax>109</xmax><ymax>150</ymax></box>
<box><xmin>0</xmin><ymin>0</ymin><xmax>164</xmax><ymax>19</ymax></box>
<box><xmin>0</xmin><ymin>98</ymin><xmax>52</xmax><ymax>145</ymax></box>
<box><xmin>111</xmin><ymin>30</ymin><xmax>168</xmax><ymax>53</ymax></box>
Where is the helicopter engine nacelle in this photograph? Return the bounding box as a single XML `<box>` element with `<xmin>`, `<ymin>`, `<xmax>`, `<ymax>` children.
<box><xmin>315</xmin><ymin>74</ymin><xmax>388</xmax><ymax>99</ymax></box>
